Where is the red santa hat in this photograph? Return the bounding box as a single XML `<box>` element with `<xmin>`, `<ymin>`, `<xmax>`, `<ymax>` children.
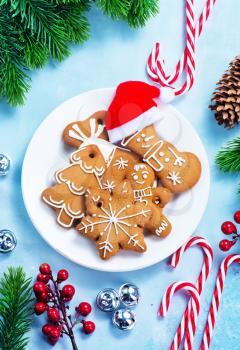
<box><xmin>106</xmin><ymin>81</ymin><xmax>174</xmax><ymax>143</ymax></box>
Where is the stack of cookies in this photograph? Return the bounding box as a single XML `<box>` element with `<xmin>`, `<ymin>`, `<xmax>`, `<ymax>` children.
<box><xmin>42</xmin><ymin>111</ymin><xmax>201</xmax><ymax>260</ymax></box>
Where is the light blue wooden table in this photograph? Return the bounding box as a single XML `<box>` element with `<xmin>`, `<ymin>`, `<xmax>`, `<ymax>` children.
<box><xmin>1</xmin><ymin>1</ymin><xmax>240</xmax><ymax>349</ymax></box>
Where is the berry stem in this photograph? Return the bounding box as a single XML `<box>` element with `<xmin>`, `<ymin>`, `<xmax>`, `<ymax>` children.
<box><xmin>50</xmin><ymin>275</ymin><xmax>79</xmax><ymax>350</ymax></box>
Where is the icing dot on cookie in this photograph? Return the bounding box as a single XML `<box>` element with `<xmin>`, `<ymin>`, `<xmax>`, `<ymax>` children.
<box><xmin>165</xmin><ymin>157</ymin><xmax>170</xmax><ymax>163</ymax></box>
<box><xmin>136</xmin><ymin>138</ymin><xmax>141</xmax><ymax>142</ymax></box>
<box><xmin>141</xmin><ymin>133</ymin><xmax>145</xmax><ymax>137</ymax></box>
<box><xmin>127</xmin><ymin>204</ymin><xmax>131</xmax><ymax>208</ymax></box>
<box><xmin>92</xmin><ymin>214</ymin><xmax>96</xmax><ymax>217</ymax></box>
<box><xmin>133</xmin><ymin>174</ymin><xmax>138</xmax><ymax>181</ymax></box>
<box><xmin>134</xmin><ymin>224</ymin><xmax>137</xmax><ymax>227</ymax></box>
<box><xmin>159</xmin><ymin>152</ymin><xmax>164</xmax><ymax>157</ymax></box>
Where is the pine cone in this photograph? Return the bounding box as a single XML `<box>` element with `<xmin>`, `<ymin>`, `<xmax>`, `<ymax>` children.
<box><xmin>210</xmin><ymin>56</ymin><xmax>240</xmax><ymax>128</ymax></box>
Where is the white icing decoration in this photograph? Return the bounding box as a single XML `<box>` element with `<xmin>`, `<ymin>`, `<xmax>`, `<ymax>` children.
<box><xmin>159</xmin><ymin>152</ymin><xmax>164</xmax><ymax>156</ymax></box>
<box><xmin>155</xmin><ymin>220</ymin><xmax>168</xmax><ymax>236</ymax></box>
<box><xmin>102</xmin><ymin>180</ymin><xmax>115</xmax><ymax>192</ymax></box>
<box><xmin>134</xmin><ymin>164</ymin><xmax>147</xmax><ymax>171</ymax></box>
<box><xmin>166</xmin><ymin>171</ymin><xmax>182</xmax><ymax>185</ymax></box>
<box><xmin>56</xmin><ymin>170</ymin><xmax>85</xmax><ymax>195</ymax></box>
<box><xmin>164</xmin><ymin>157</ymin><xmax>170</xmax><ymax>163</ymax></box>
<box><xmin>132</xmin><ymin>165</ymin><xmax>149</xmax><ymax>184</ymax></box>
<box><xmin>92</xmin><ymin>195</ymin><xmax>101</xmax><ymax>202</ymax></box>
<box><xmin>141</xmin><ymin>135</ymin><xmax>156</xmax><ymax>149</ymax></box>
<box><xmin>121</xmin><ymin>130</ymin><xmax>155</xmax><ymax>148</ymax></box>
<box><xmin>168</xmin><ymin>147</ymin><xmax>186</xmax><ymax>167</ymax></box>
<box><xmin>79</xmin><ymin>203</ymin><xmax>150</xmax><ymax>258</ymax></box>
<box><xmin>69</xmin><ymin>118</ymin><xmax>105</xmax><ymax>148</ymax></box>
<box><xmin>133</xmin><ymin>187</ymin><xmax>152</xmax><ymax>205</ymax></box>
<box><xmin>70</xmin><ymin>153</ymin><xmax>105</xmax><ymax>177</ymax></box>
<box><xmin>113</xmin><ymin>157</ymin><xmax>129</xmax><ymax>169</ymax></box>
<box><xmin>143</xmin><ymin>141</ymin><xmax>164</xmax><ymax>172</ymax></box>
<box><xmin>56</xmin><ymin>160</ymin><xmax>103</xmax><ymax>195</ymax></box>
<box><xmin>141</xmin><ymin>134</ymin><xmax>145</xmax><ymax>137</ymax></box>
<box><xmin>42</xmin><ymin>195</ymin><xmax>84</xmax><ymax>228</ymax></box>
<box><xmin>122</xmin><ymin>182</ymin><xmax>128</xmax><ymax>193</ymax></box>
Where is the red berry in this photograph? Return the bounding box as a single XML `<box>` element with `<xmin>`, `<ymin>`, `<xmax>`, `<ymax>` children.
<box><xmin>35</xmin><ymin>302</ymin><xmax>46</xmax><ymax>315</ymax></box>
<box><xmin>49</xmin><ymin>327</ymin><xmax>61</xmax><ymax>339</ymax></box>
<box><xmin>82</xmin><ymin>321</ymin><xmax>95</xmax><ymax>334</ymax></box>
<box><xmin>57</xmin><ymin>269</ymin><xmax>69</xmax><ymax>283</ymax></box>
<box><xmin>48</xmin><ymin>308</ymin><xmax>60</xmax><ymax>322</ymax></box>
<box><xmin>33</xmin><ymin>282</ymin><xmax>46</xmax><ymax>295</ymax></box>
<box><xmin>37</xmin><ymin>273</ymin><xmax>50</xmax><ymax>283</ymax></box>
<box><xmin>77</xmin><ymin>302</ymin><xmax>92</xmax><ymax>316</ymax></box>
<box><xmin>37</xmin><ymin>291</ymin><xmax>49</xmax><ymax>303</ymax></box>
<box><xmin>219</xmin><ymin>239</ymin><xmax>236</xmax><ymax>252</ymax></box>
<box><xmin>61</xmin><ymin>285</ymin><xmax>75</xmax><ymax>298</ymax></box>
<box><xmin>42</xmin><ymin>324</ymin><xmax>53</xmax><ymax>336</ymax></box>
<box><xmin>39</xmin><ymin>263</ymin><xmax>51</xmax><ymax>275</ymax></box>
<box><xmin>48</xmin><ymin>338</ymin><xmax>59</xmax><ymax>346</ymax></box>
<box><xmin>234</xmin><ymin>211</ymin><xmax>240</xmax><ymax>224</ymax></box>
<box><xmin>221</xmin><ymin>221</ymin><xmax>237</xmax><ymax>235</ymax></box>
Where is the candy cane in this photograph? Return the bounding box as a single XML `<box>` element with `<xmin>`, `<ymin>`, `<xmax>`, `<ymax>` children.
<box><xmin>147</xmin><ymin>0</ymin><xmax>218</xmax><ymax>98</ymax></box>
<box><xmin>169</xmin><ymin>237</ymin><xmax>213</xmax><ymax>350</ymax></box>
<box><xmin>200</xmin><ymin>254</ymin><xmax>240</xmax><ymax>350</ymax></box>
<box><xmin>159</xmin><ymin>281</ymin><xmax>201</xmax><ymax>350</ymax></box>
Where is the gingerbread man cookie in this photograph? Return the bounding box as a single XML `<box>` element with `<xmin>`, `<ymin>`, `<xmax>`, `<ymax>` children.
<box><xmin>126</xmin><ymin>163</ymin><xmax>172</xmax><ymax>238</ymax></box>
<box><xmin>122</xmin><ymin>125</ymin><xmax>201</xmax><ymax>193</ymax></box>
<box><xmin>77</xmin><ymin>181</ymin><xmax>151</xmax><ymax>260</ymax></box>
<box><xmin>56</xmin><ymin>145</ymin><xmax>106</xmax><ymax>195</ymax></box>
<box><xmin>42</xmin><ymin>183</ymin><xmax>84</xmax><ymax>228</ymax></box>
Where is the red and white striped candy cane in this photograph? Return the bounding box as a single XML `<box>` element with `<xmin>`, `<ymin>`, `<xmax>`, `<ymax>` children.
<box><xmin>200</xmin><ymin>254</ymin><xmax>240</xmax><ymax>350</ymax></box>
<box><xmin>159</xmin><ymin>281</ymin><xmax>201</xmax><ymax>350</ymax></box>
<box><xmin>169</xmin><ymin>236</ymin><xmax>213</xmax><ymax>350</ymax></box>
<box><xmin>147</xmin><ymin>0</ymin><xmax>218</xmax><ymax>99</ymax></box>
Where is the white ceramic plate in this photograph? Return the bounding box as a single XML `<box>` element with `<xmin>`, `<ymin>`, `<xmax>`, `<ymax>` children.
<box><xmin>22</xmin><ymin>88</ymin><xmax>210</xmax><ymax>272</ymax></box>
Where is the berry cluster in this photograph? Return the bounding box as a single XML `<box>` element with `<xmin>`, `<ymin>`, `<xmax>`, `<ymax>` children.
<box><xmin>33</xmin><ymin>263</ymin><xmax>95</xmax><ymax>349</ymax></box>
<box><xmin>219</xmin><ymin>211</ymin><xmax>240</xmax><ymax>252</ymax></box>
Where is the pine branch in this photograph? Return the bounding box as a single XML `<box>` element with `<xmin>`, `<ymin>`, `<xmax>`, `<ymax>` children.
<box><xmin>0</xmin><ymin>6</ymin><xmax>30</xmax><ymax>106</ymax></box>
<box><xmin>128</xmin><ymin>0</ymin><xmax>159</xmax><ymax>27</ymax></box>
<box><xmin>8</xmin><ymin>0</ymin><xmax>71</xmax><ymax>61</ymax></box>
<box><xmin>215</xmin><ymin>137</ymin><xmax>240</xmax><ymax>173</ymax></box>
<box><xmin>96</xmin><ymin>0</ymin><xmax>159</xmax><ymax>27</ymax></box>
<box><xmin>55</xmin><ymin>3</ymin><xmax>90</xmax><ymax>44</ymax></box>
<box><xmin>96</xmin><ymin>0</ymin><xmax>131</xmax><ymax>19</ymax></box>
<box><xmin>24</xmin><ymin>35</ymin><xmax>49</xmax><ymax>69</ymax></box>
<box><xmin>0</xmin><ymin>267</ymin><xmax>33</xmax><ymax>350</ymax></box>
<box><xmin>0</xmin><ymin>0</ymin><xmax>159</xmax><ymax>106</ymax></box>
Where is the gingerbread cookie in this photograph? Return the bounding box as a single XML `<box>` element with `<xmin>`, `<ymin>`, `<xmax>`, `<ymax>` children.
<box><xmin>63</xmin><ymin>111</ymin><xmax>108</xmax><ymax>149</ymax></box>
<box><xmin>122</xmin><ymin>125</ymin><xmax>201</xmax><ymax>193</ymax></box>
<box><xmin>77</xmin><ymin>181</ymin><xmax>151</xmax><ymax>260</ymax></box>
<box><xmin>126</xmin><ymin>163</ymin><xmax>172</xmax><ymax>237</ymax></box>
<box><xmin>56</xmin><ymin>145</ymin><xmax>106</xmax><ymax>195</ymax></box>
<box><xmin>42</xmin><ymin>183</ymin><xmax>84</xmax><ymax>228</ymax></box>
<box><xmin>101</xmin><ymin>147</ymin><xmax>139</xmax><ymax>192</ymax></box>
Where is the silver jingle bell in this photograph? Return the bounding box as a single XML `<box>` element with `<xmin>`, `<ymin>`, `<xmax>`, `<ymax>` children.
<box><xmin>0</xmin><ymin>230</ymin><xmax>17</xmax><ymax>253</ymax></box>
<box><xmin>112</xmin><ymin>308</ymin><xmax>136</xmax><ymax>330</ymax></box>
<box><xmin>96</xmin><ymin>288</ymin><xmax>120</xmax><ymax>312</ymax></box>
<box><xmin>119</xmin><ymin>283</ymin><xmax>140</xmax><ymax>307</ymax></box>
<box><xmin>0</xmin><ymin>154</ymin><xmax>11</xmax><ymax>176</ymax></box>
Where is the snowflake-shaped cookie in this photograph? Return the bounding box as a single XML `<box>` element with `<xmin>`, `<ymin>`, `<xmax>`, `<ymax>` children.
<box><xmin>77</xmin><ymin>181</ymin><xmax>151</xmax><ymax>259</ymax></box>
